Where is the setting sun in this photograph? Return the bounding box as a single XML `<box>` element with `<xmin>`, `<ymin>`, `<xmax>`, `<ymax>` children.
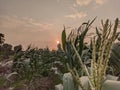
<box><xmin>57</xmin><ymin>40</ymin><xmax>60</xmax><ymax>44</ymax></box>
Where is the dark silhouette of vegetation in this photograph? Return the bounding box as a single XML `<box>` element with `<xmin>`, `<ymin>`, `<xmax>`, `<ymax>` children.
<box><xmin>0</xmin><ymin>33</ymin><xmax>5</xmax><ymax>45</ymax></box>
<box><xmin>14</xmin><ymin>45</ymin><xmax>22</xmax><ymax>53</ymax></box>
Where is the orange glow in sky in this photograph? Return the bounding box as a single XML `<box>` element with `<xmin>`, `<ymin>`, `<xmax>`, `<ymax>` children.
<box><xmin>57</xmin><ymin>40</ymin><xmax>60</xmax><ymax>44</ymax></box>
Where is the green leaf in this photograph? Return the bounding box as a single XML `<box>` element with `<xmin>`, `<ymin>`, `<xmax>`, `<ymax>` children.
<box><xmin>78</xmin><ymin>17</ymin><xmax>96</xmax><ymax>56</ymax></box>
<box><xmin>62</xmin><ymin>26</ymin><xmax>66</xmax><ymax>51</ymax></box>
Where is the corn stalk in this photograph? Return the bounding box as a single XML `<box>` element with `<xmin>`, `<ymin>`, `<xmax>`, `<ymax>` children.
<box><xmin>62</xmin><ymin>18</ymin><xmax>119</xmax><ymax>90</ymax></box>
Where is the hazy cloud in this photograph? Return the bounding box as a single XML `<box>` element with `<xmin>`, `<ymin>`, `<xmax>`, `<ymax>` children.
<box><xmin>0</xmin><ymin>15</ymin><xmax>54</xmax><ymax>32</ymax></box>
<box><xmin>57</xmin><ymin>0</ymin><xmax>61</xmax><ymax>3</ymax></box>
<box><xmin>65</xmin><ymin>12</ymin><xmax>87</xmax><ymax>19</ymax></box>
<box><xmin>0</xmin><ymin>15</ymin><xmax>57</xmax><ymax>49</ymax></box>
<box><xmin>76</xmin><ymin>0</ymin><xmax>92</xmax><ymax>6</ymax></box>
<box><xmin>75</xmin><ymin>0</ymin><xmax>108</xmax><ymax>6</ymax></box>
<box><xmin>95</xmin><ymin>0</ymin><xmax>107</xmax><ymax>5</ymax></box>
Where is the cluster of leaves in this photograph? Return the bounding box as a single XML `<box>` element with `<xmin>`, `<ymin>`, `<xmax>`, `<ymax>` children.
<box><xmin>62</xmin><ymin>18</ymin><xmax>96</xmax><ymax>75</ymax></box>
<box><xmin>109</xmin><ymin>42</ymin><xmax>120</xmax><ymax>75</ymax></box>
<box><xmin>62</xmin><ymin>18</ymin><xmax>120</xmax><ymax>90</ymax></box>
<box><xmin>13</xmin><ymin>46</ymin><xmax>67</xmax><ymax>76</ymax></box>
<box><xmin>10</xmin><ymin>45</ymin><xmax>67</xmax><ymax>89</ymax></box>
<box><xmin>62</xmin><ymin>18</ymin><xmax>120</xmax><ymax>76</ymax></box>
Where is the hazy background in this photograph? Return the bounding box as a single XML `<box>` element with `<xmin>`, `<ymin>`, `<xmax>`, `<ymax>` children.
<box><xmin>0</xmin><ymin>0</ymin><xmax>120</xmax><ymax>49</ymax></box>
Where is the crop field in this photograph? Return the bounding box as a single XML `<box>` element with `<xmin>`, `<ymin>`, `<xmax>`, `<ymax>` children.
<box><xmin>0</xmin><ymin>18</ymin><xmax>120</xmax><ymax>90</ymax></box>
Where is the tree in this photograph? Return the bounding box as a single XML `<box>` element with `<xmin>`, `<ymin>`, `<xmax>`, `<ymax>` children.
<box><xmin>0</xmin><ymin>33</ymin><xmax>5</xmax><ymax>45</ymax></box>
<box><xmin>2</xmin><ymin>43</ymin><xmax>13</xmax><ymax>59</ymax></box>
<box><xmin>14</xmin><ymin>45</ymin><xmax>22</xmax><ymax>53</ymax></box>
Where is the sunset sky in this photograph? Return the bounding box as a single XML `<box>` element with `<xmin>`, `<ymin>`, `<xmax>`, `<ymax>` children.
<box><xmin>0</xmin><ymin>0</ymin><xmax>120</xmax><ymax>49</ymax></box>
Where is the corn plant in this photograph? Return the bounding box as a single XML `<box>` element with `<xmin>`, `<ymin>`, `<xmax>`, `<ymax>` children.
<box><xmin>109</xmin><ymin>42</ymin><xmax>120</xmax><ymax>75</ymax></box>
<box><xmin>12</xmin><ymin>45</ymin><xmax>49</xmax><ymax>80</ymax></box>
<box><xmin>62</xmin><ymin>18</ymin><xmax>119</xmax><ymax>90</ymax></box>
<box><xmin>62</xmin><ymin>18</ymin><xmax>96</xmax><ymax>75</ymax></box>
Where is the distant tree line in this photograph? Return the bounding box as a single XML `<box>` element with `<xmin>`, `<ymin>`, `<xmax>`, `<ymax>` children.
<box><xmin>0</xmin><ymin>33</ymin><xmax>22</xmax><ymax>60</ymax></box>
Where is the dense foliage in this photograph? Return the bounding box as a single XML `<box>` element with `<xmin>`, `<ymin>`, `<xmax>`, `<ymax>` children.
<box><xmin>62</xmin><ymin>18</ymin><xmax>120</xmax><ymax>90</ymax></box>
